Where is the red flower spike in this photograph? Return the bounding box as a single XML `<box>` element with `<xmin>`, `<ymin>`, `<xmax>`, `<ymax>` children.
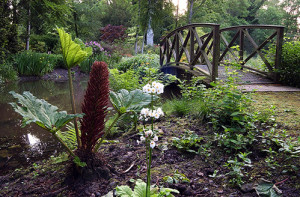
<box><xmin>80</xmin><ymin>61</ymin><xmax>109</xmax><ymax>152</ymax></box>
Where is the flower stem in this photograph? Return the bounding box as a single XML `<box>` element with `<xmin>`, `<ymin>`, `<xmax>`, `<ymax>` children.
<box><xmin>67</xmin><ymin>68</ymin><xmax>81</xmax><ymax>148</ymax></box>
<box><xmin>146</xmin><ymin>94</ymin><xmax>154</xmax><ymax>197</ymax></box>
<box><xmin>146</xmin><ymin>145</ymin><xmax>152</xmax><ymax>197</ymax></box>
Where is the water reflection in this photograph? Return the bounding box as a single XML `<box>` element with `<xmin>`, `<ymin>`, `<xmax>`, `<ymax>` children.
<box><xmin>0</xmin><ymin>78</ymin><xmax>88</xmax><ymax>175</ymax></box>
<box><xmin>27</xmin><ymin>133</ymin><xmax>40</xmax><ymax>147</ymax></box>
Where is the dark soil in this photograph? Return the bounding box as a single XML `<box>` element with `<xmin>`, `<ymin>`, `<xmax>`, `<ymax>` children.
<box><xmin>0</xmin><ymin>116</ymin><xmax>299</xmax><ymax>197</ymax></box>
<box><xmin>1</xmin><ymin>68</ymin><xmax>299</xmax><ymax>196</ymax></box>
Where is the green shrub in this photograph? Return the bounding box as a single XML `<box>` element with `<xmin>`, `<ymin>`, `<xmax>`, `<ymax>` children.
<box><xmin>0</xmin><ymin>61</ymin><xmax>18</xmax><ymax>82</ymax></box>
<box><xmin>265</xmin><ymin>40</ymin><xmax>300</xmax><ymax>87</ymax></box>
<box><xmin>14</xmin><ymin>51</ymin><xmax>63</xmax><ymax>76</ymax></box>
<box><xmin>114</xmin><ymin>54</ymin><xmax>160</xmax><ymax>72</ymax></box>
<box><xmin>109</xmin><ymin>69</ymin><xmax>141</xmax><ymax>91</ymax></box>
<box><xmin>79</xmin><ymin>53</ymin><xmax>111</xmax><ymax>73</ymax></box>
<box><xmin>178</xmin><ymin>70</ymin><xmax>259</xmax><ymax>152</ymax></box>
<box><xmin>279</xmin><ymin>41</ymin><xmax>300</xmax><ymax>87</ymax></box>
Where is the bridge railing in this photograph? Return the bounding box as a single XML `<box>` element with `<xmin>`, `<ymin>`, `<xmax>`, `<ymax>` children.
<box><xmin>219</xmin><ymin>25</ymin><xmax>284</xmax><ymax>80</ymax></box>
<box><xmin>160</xmin><ymin>23</ymin><xmax>220</xmax><ymax>81</ymax></box>
<box><xmin>160</xmin><ymin>23</ymin><xmax>284</xmax><ymax>82</ymax></box>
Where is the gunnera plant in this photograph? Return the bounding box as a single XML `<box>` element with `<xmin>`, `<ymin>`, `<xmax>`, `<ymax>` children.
<box><xmin>75</xmin><ymin>61</ymin><xmax>111</xmax><ymax>180</ymax></box>
<box><xmin>80</xmin><ymin>61</ymin><xmax>110</xmax><ymax>152</ymax></box>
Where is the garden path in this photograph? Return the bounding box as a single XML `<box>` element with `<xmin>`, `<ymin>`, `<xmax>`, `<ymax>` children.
<box><xmin>195</xmin><ymin>65</ymin><xmax>300</xmax><ymax>92</ymax></box>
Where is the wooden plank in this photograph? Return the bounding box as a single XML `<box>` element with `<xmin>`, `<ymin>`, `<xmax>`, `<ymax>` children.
<box><xmin>274</xmin><ymin>27</ymin><xmax>284</xmax><ymax>82</ymax></box>
<box><xmin>239</xmin><ymin>28</ymin><xmax>244</xmax><ymax>64</ymax></box>
<box><xmin>212</xmin><ymin>25</ymin><xmax>220</xmax><ymax>81</ymax></box>
<box><xmin>190</xmin><ymin>27</ymin><xmax>194</xmax><ymax>67</ymax></box>
<box><xmin>194</xmin><ymin>65</ymin><xmax>211</xmax><ymax>76</ymax></box>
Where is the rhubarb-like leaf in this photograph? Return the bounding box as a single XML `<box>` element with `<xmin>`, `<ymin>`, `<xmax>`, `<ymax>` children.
<box><xmin>255</xmin><ymin>179</ymin><xmax>282</xmax><ymax>197</ymax></box>
<box><xmin>57</xmin><ymin>27</ymin><xmax>92</xmax><ymax>68</ymax></box>
<box><xmin>110</xmin><ymin>89</ymin><xmax>154</xmax><ymax>114</ymax></box>
<box><xmin>9</xmin><ymin>91</ymin><xmax>83</xmax><ymax>132</ymax></box>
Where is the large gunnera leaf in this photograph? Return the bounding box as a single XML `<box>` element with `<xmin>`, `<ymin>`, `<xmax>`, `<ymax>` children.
<box><xmin>9</xmin><ymin>91</ymin><xmax>83</xmax><ymax>132</ymax></box>
<box><xmin>255</xmin><ymin>179</ymin><xmax>282</xmax><ymax>197</ymax></box>
<box><xmin>57</xmin><ymin>27</ymin><xmax>92</xmax><ymax>69</ymax></box>
<box><xmin>110</xmin><ymin>89</ymin><xmax>154</xmax><ymax>114</ymax></box>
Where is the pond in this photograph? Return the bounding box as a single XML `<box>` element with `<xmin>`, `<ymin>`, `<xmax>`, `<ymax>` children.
<box><xmin>0</xmin><ymin>78</ymin><xmax>88</xmax><ymax>175</ymax></box>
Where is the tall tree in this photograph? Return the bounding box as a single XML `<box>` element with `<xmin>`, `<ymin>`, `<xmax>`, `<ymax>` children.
<box><xmin>0</xmin><ymin>0</ymin><xmax>19</xmax><ymax>61</ymax></box>
<box><xmin>280</xmin><ymin>0</ymin><xmax>300</xmax><ymax>37</ymax></box>
<box><xmin>18</xmin><ymin>0</ymin><xmax>71</xmax><ymax>50</ymax></box>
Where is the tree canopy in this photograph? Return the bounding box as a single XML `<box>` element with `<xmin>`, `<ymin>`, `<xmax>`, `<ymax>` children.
<box><xmin>0</xmin><ymin>0</ymin><xmax>298</xmax><ymax>57</ymax></box>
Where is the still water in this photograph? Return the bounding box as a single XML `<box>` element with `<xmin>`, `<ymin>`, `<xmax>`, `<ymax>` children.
<box><xmin>0</xmin><ymin>78</ymin><xmax>88</xmax><ymax>175</ymax></box>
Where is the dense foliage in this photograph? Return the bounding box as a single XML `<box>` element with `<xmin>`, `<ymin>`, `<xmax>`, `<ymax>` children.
<box><xmin>100</xmin><ymin>25</ymin><xmax>127</xmax><ymax>43</ymax></box>
<box><xmin>279</xmin><ymin>41</ymin><xmax>300</xmax><ymax>87</ymax></box>
<box><xmin>265</xmin><ymin>40</ymin><xmax>300</xmax><ymax>87</ymax></box>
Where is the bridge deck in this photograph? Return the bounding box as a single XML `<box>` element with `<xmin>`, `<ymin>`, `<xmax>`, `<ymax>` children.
<box><xmin>195</xmin><ymin>65</ymin><xmax>274</xmax><ymax>84</ymax></box>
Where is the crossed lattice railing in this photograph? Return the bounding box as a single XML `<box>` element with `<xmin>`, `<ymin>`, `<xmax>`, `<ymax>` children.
<box><xmin>160</xmin><ymin>23</ymin><xmax>284</xmax><ymax>81</ymax></box>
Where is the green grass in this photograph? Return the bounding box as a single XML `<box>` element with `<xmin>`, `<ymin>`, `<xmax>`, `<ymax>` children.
<box><xmin>252</xmin><ymin>92</ymin><xmax>300</xmax><ymax>139</ymax></box>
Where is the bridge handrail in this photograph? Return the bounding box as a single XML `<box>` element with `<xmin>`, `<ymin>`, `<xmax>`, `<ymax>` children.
<box><xmin>160</xmin><ymin>23</ymin><xmax>219</xmax><ymax>44</ymax></box>
<box><xmin>159</xmin><ymin>23</ymin><xmax>284</xmax><ymax>82</ymax></box>
<box><xmin>220</xmin><ymin>24</ymin><xmax>284</xmax><ymax>32</ymax></box>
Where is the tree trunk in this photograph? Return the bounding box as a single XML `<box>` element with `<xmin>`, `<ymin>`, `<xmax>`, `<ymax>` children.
<box><xmin>134</xmin><ymin>26</ymin><xmax>139</xmax><ymax>55</ymax></box>
<box><xmin>26</xmin><ymin>1</ymin><xmax>31</xmax><ymax>51</ymax></box>
<box><xmin>141</xmin><ymin>31</ymin><xmax>146</xmax><ymax>54</ymax></box>
<box><xmin>73</xmin><ymin>11</ymin><xmax>79</xmax><ymax>37</ymax></box>
<box><xmin>188</xmin><ymin>0</ymin><xmax>194</xmax><ymax>24</ymax></box>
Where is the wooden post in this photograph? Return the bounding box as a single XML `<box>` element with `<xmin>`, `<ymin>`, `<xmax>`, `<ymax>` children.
<box><xmin>160</xmin><ymin>41</ymin><xmax>163</xmax><ymax>66</ymax></box>
<box><xmin>190</xmin><ymin>27</ymin><xmax>194</xmax><ymax>69</ymax></box>
<box><xmin>166</xmin><ymin>38</ymin><xmax>170</xmax><ymax>64</ymax></box>
<box><xmin>239</xmin><ymin>28</ymin><xmax>244</xmax><ymax>68</ymax></box>
<box><xmin>274</xmin><ymin>27</ymin><xmax>284</xmax><ymax>82</ymax></box>
<box><xmin>175</xmin><ymin>32</ymin><xmax>180</xmax><ymax>64</ymax></box>
<box><xmin>212</xmin><ymin>24</ymin><xmax>220</xmax><ymax>81</ymax></box>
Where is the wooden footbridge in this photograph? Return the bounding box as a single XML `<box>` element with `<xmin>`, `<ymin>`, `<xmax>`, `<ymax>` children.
<box><xmin>159</xmin><ymin>23</ymin><xmax>284</xmax><ymax>83</ymax></box>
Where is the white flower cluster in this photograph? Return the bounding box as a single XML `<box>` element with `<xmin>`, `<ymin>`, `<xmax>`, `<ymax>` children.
<box><xmin>143</xmin><ymin>81</ymin><xmax>164</xmax><ymax>95</ymax></box>
<box><xmin>137</xmin><ymin>129</ymin><xmax>159</xmax><ymax>149</ymax></box>
<box><xmin>140</xmin><ymin>107</ymin><xmax>164</xmax><ymax>121</ymax></box>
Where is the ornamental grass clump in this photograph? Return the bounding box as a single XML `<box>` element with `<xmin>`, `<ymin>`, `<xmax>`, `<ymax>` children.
<box><xmin>80</xmin><ymin>61</ymin><xmax>110</xmax><ymax>152</ymax></box>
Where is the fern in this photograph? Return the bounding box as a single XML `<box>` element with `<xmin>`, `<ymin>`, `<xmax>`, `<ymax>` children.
<box><xmin>56</xmin><ymin>122</ymin><xmax>80</xmax><ymax>150</ymax></box>
<box><xmin>115</xmin><ymin>179</ymin><xmax>179</xmax><ymax>197</ymax></box>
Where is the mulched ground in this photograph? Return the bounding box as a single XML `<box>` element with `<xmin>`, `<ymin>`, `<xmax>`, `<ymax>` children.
<box><xmin>0</xmin><ymin>116</ymin><xmax>299</xmax><ymax>197</ymax></box>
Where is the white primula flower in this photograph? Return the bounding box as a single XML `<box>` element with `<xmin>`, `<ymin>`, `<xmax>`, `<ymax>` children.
<box><xmin>156</xmin><ymin>108</ymin><xmax>164</xmax><ymax>116</ymax></box>
<box><xmin>150</xmin><ymin>87</ymin><xmax>156</xmax><ymax>94</ymax></box>
<box><xmin>148</xmin><ymin>110</ymin><xmax>155</xmax><ymax>117</ymax></box>
<box><xmin>153</xmin><ymin>135</ymin><xmax>158</xmax><ymax>142</ymax></box>
<box><xmin>154</xmin><ymin>112</ymin><xmax>160</xmax><ymax>119</ymax></box>
<box><xmin>141</xmin><ymin>108</ymin><xmax>150</xmax><ymax>116</ymax></box>
<box><xmin>150</xmin><ymin>141</ymin><xmax>156</xmax><ymax>149</ymax></box>
<box><xmin>140</xmin><ymin>136</ymin><xmax>145</xmax><ymax>141</ymax></box>
<box><xmin>156</xmin><ymin>86</ymin><xmax>164</xmax><ymax>94</ymax></box>
<box><xmin>145</xmin><ymin>130</ymin><xmax>153</xmax><ymax>138</ymax></box>
<box><xmin>143</xmin><ymin>84</ymin><xmax>151</xmax><ymax>94</ymax></box>
<box><xmin>152</xmin><ymin>81</ymin><xmax>157</xmax><ymax>88</ymax></box>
